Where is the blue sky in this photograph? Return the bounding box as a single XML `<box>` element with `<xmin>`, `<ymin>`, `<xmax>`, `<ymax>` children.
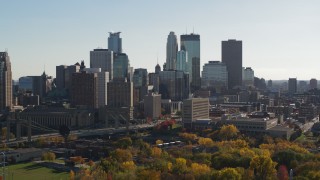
<box><xmin>1</xmin><ymin>0</ymin><xmax>320</xmax><ymax>80</ymax></box>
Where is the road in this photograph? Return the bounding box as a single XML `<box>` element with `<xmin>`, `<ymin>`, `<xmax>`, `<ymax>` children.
<box><xmin>4</xmin><ymin>123</ymin><xmax>157</xmax><ymax>146</ymax></box>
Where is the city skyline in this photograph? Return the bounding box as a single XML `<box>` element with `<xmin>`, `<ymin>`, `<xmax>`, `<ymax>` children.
<box><xmin>1</xmin><ymin>0</ymin><xmax>320</xmax><ymax>80</ymax></box>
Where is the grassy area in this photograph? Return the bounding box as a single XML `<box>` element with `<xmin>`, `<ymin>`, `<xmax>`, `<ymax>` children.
<box><xmin>4</xmin><ymin>162</ymin><xmax>69</xmax><ymax>180</ymax></box>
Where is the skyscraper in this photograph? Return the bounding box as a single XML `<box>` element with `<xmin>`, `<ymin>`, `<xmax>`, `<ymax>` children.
<box><xmin>181</xmin><ymin>33</ymin><xmax>200</xmax><ymax>91</ymax></box>
<box><xmin>90</xmin><ymin>49</ymin><xmax>113</xmax><ymax>80</ymax></box>
<box><xmin>166</xmin><ymin>32</ymin><xmax>178</xmax><ymax>70</ymax></box>
<box><xmin>108</xmin><ymin>32</ymin><xmax>122</xmax><ymax>53</ymax></box>
<box><xmin>159</xmin><ymin>70</ymin><xmax>190</xmax><ymax>101</ymax></box>
<box><xmin>310</xmin><ymin>78</ymin><xmax>317</xmax><ymax>89</ymax></box>
<box><xmin>242</xmin><ymin>67</ymin><xmax>254</xmax><ymax>87</ymax></box>
<box><xmin>222</xmin><ymin>39</ymin><xmax>242</xmax><ymax>89</ymax></box>
<box><xmin>0</xmin><ymin>52</ymin><xmax>12</xmax><ymax>110</ymax></box>
<box><xmin>177</xmin><ymin>50</ymin><xmax>188</xmax><ymax>72</ymax></box>
<box><xmin>201</xmin><ymin>61</ymin><xmax>228</xmax><ymax>93</ymax></box>
<box><xmin>113</xmin><ymin>53</ymin><xmax>129</xmax><ymax>80</ymax></box>
<box><xmin>71</xmin><ymin>71</ymin><xmax>98</xmax><ymax>109</ymax></box>
<box><xmin>288</xmin><ymin>78</ymin><xmax>297</xmax><ymax>95</ymax></box>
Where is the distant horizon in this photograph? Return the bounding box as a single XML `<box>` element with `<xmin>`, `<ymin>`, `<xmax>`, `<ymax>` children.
<box><xmin>1</xmin><ymin>0</ymin><xmax>320</xmax><ymax>80</ymax></box>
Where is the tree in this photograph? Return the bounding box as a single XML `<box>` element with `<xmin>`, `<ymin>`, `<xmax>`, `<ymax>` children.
<box><xmin>218</xmin><ymin>125</ymin><xmax>239</xmax><ymax>140</ymax></box>
<box><xmin>172</xmin><ymin>158</ymin><xmax>188</xmax><ymax>175</ymax></box>
<box><xmin>277</xmin><ymin>165</ymin><xmax>288</xmax><ymax>180</ymax></box>
<box><xmin>250</xmin><ymin>155</ymin><xmax>277</xmax><ymax>180</ymax></box>
<box><xmin>190</xmin><ymin>163</ymin><xmax>211</xmax><ymax>178</ymax></box>
<box><xmin>151</xmin><ymin>147</ymin><xmax>162</xmax><ymax>158</ymax></box>
<box><xmin>117</xmin><ymin>137</ymin><xmax>132</xmax><ymax>149</ymax></box>
<box><xmin>59</xmin><ymin>125</ymin><xmax>70</xmax><ymax>145</ymax></box>
<box><xmin>121</xmin><ymin>161</ymin><xmax>136</xmax><ymax>171</ymax></box>
<box><xmin>198</xmin><ymin>137</ymin><xmax>214</xmax><ymax>148</ymax></box>
<box><xmin>70</xmin><ymin>170</ymin><xmax>75</xmax><ymax>180</ymax></box>
<box><xmin>112</xmin><ymin>149</ymin><xmax>133</xmax><ymax>163</ymax></box>
<box><xmin>42</xmin><ymin>152</ymin><xmax>56</xmax><ymax>161</ymax></box>
<box><xmin>213</xmin><ymin>168</ymin><xmax>242</xmax><ymax>180</ymax></box>
<box><xmin>156</xmin><ymin>139</ymin><xmax>163</xmax><ymax>145</ymax></box>
<box><xmin>137</xmin><ymin>169</ymin><xmax>161</xmax><ymax>180</ymax></box>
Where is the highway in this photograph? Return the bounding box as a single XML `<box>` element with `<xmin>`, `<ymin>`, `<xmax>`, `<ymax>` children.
<box><xmin>3</xmin><ymin>123</ymin><xmax>157</xmax><ymax>146</ymax></box>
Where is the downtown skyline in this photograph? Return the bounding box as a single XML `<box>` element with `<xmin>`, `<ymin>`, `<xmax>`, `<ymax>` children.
<box><xmin>1</xmin><ymin>0</ymin><xmax>320</xmax><ymax>80</ymax></box>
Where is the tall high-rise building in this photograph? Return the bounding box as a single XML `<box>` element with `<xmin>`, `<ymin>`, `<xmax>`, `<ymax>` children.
<box><xmin>201</xmin><ymin>61</ymin><xmax>228</xmax><ymax>93</ymax></box>
<box><xmin>56</xmin><ymin>63</ymin><xmax>81</xmax><ymax>94</ymax></box>
<box><xmin>90</xmin><ymin>49</ymin><xmax>113</xmax><ymax>80</ymax></box>
<box><xmin>0</xmin><ymin>52</ymin><xmax>12</xmax><ymax>110</ymax></box>
<box><xmin>222</xmin><ymin>39</ymin><xmax>242</xmax><ymax>89</ymax></box>
<box><xmin>113</xmin><ymin>53</ymin><xmax>129</xmax><ymax>80</ymax></box>
<box><xmin>166</xmin><ymin>32</ymin><xmax>178</xmax><ymax>70</ymax></box>
<box><xmin>242</xmin><ymin>67</ymin><xmax>254</xmax><ymax>87</ymax></box>
<box><xmin>84</xmin><ymin>68</ymin><xmax>109</xmax><ymax>107</ymax></box>
<box><xmin>159</xmin><ymin>70</ymin><xmax>190</xmax><ymax>101</ymax></box>
<box><xmin>144</xmin><ymin>92</ymin><xmax>161</xmax><ymax>119</ymax></box>
<box><xmin>155</xmin><ymin>64</ymin><xmax>161</xmax><ymax>74</ymax></box>
<box><xmin>71</xmin><ymin>71</ymin><xmax>98</xmax><ymax>109</ymax></box>
<box><xmin>107</xmin><ymin>79</ymin><xmax>133</xmax><ymax>108</ymax></box>
<box><xmin>177</xmin><ymin>50</ymin><xmax>188</xmax><ymax>72</ymax></box>
<box><xmin>181</xmin><ymin>33</ymin><xmax>200</xmax><ymax>91</ymax></box>
<box><xmin>133</xmin><ymin>68</ymin><xmax>148</xmax><ymax>102</ymax></box>
<box><xmin>132</xmin><ymin>68</ymin><xmax>148</xmax><ymax>88</ymax></box>
<box><xmin>310</xmin><ymin>78</ymin><xmax>317</xmax><ymax>89</ymax></box>
<box><xmin>108</xmin><ymin>32</ymin><xmax>122</xmax><ymax>53</ymax></box>
<box><xmin>288</xmin><ymin>78</ymin><xmax>297</xmax><ymax>94</ymax></box>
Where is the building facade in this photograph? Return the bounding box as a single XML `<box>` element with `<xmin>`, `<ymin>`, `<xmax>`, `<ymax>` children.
<box><xmin>166</xmin><ymin>32</ymin><xmax>178</xmax><ymax>70</ymax></box>
<box><xmin>222</xmin><ymin>39</ymin><xmax>242</xmax><ymax>89</ymax></box>
<box><xmin>242</xmin><ymin>67</ymin><xmax>254</xmax><ymax>87</ymax></box>
<box><xmin>113</xmin><ymin>53</ymin><xmax>129</xmax><ymax>80</ymax></box>
<box><xmin>176</xmin><ymin>50</ymin><xmax>188</xmax><ymax>72</ymax></box>
<box><xmin>108</xmin><ymin>32</ymin><xmax>122</xmax><ymax>53</ymax></box>
<box><xmin>310</xmin><ymin>78</ymin><xmax>317</xmax><ymax>89</ymax></box>
<box><xmin>144</xmin><ymin>92</ymin><xmax>161</xmax><ymax>119</ymax></box>
<box><xmin>90</xmin><ymin>49</ymin><xmax>113</xmax><ymax>80</ymax></box>
<box><xmin>183</xmin><ymin>98</ymin><xmax>209</xmax><ymax>127</ymax></box>
<box><xmin>201</xmin><ymin>61</ymin><xmax>228</xmax><ymax>93</ymax></box>
<box><xmin>0</xmin><ymin>52</ymin><xmax>12</xmax><ymax>110</ymax></box>
<box><xmin>180</xmin><ymin>33</ymin><xmax>200</xmax><ymax>91</ymax></box>
<box><xmin>107</xmin><ymin>80</ymin><xmax>133</xmax><ymax>108</ymax></box>
<box><xmin>288</xmin><ymin>78</ymin><xmax>297</xmax><ymax>94</ymax></box>
<box><xmin>159</xmin><ymin>70</ymin><xmax>189</xmax><ymax>101</ymax></box>
<box><xmin>71</xmin><ymin>71</ymin><xmax>98</xmax><ymax>109</ymax></box>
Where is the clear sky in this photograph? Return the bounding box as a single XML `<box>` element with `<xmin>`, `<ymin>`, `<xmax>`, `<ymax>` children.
<box><xmin>1</xmin><ymin>0</ymin><xmax>320</xmax><ymax>80</ymax></box>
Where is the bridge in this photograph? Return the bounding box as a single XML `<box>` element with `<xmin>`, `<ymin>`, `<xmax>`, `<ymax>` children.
<box><xmin>2</xmin><ymin>121</ymin><xmax>157</xmax><ymax>146</ymax></box>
